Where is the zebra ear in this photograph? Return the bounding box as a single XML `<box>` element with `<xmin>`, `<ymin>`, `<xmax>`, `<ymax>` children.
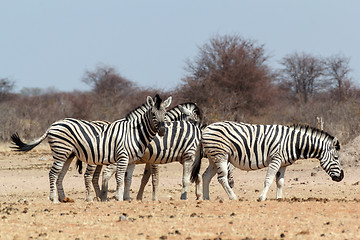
<box><xmin>178</xmin><ymin>105</ymin><xmax>192</xmax><ymax>116</ymax></box>
<box><xmin>332</xmin><ymin>137</ymin><xmax>340</xmax><ymax>151</ymax></box>
<box><xmin>147</xmin><ymin>96</ymin><xmax>155</xmax><ymax>107</ymax></box>
<box><xmin>162</xmin><ymin>96</ymin><xmax>172</xmax><ymax>109</ymax></box>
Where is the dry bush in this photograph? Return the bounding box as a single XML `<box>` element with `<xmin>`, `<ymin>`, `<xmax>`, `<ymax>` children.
<box><xmin>177</xmin><ymin>34</ymin><xmax>277</xmax><ymax>124</ymax></box>
<box><xmin>2</xmin><ymin>40</ymin><xmax>360</xmax><ymax>147</ymax></box>
<box><xmin>1</xmin><ymin>68</ymin><xmax>168</xmax><ymax>141</ymax></box>
<box><xmin>260</xmin><ymin>96</ymin><xmax>360</xmax><ymax>144</ymax></box>
<box><xmin>0</xmin><ymin>100</ymin><xmax>19</xmax><ymax>141</ymax></box>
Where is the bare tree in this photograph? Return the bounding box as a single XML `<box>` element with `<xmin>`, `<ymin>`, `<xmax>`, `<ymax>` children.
<box><xmin>179</xmin><ymin>34</ymin><xmax>276</xmax><ymax>121</ymax></box>
<box><xmin>280</xmin><ymin>52</ymin><xmax>324</xmax><ymax>103</ymax></box>
<box><xmin>324</xmin><ymin>54</ymin><xmax>352</xmax><ymax>101</ymax></box>
<box><xmin>81</xmin><ymin>65</ymin><xmax>144</xmax><ymax>121</ymax></box>
<box><xmin>0</xmin><ymin>78</ymin><xmax>15</xmax><ymax>101</ymax></box>
<box><xmin>82</xmin><ymin>65</ymin><xmax>134</xmax><ymax>97</ymax></box>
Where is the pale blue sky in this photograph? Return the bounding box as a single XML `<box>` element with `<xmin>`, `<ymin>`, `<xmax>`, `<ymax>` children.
<box><xmin>1</xmin><ymin>0</ymin><xmax>359</xmax><ymax>92</ymax></box>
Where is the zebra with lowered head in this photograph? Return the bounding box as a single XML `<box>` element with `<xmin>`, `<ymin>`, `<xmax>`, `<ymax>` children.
<box><xmin>11</xmin><ymin>94</ymin><xmax>172</xmax><ymax>203</ymax></box>
<box><xmin>191</xmin><ymin>121</ymin><xmax>344</xmax><ymax>201</ymax></box>
<box><xmin>78</xmin><ymin>102</ymin><xmax>203</xmax><ymax>201</ymax></box>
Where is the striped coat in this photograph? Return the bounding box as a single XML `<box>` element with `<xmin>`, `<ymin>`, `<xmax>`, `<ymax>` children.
<box><xmin>79</xmin><ymin>102</ymin><xmax>203</xmax><ymax>201</ymax></box>
<box><xmin>191</xmin><ymin>121</ymin><xmax>344</xmax><ymax>200</ymax></box>
<box><xmin>11</xmin><ymin>95</ymin><xmax>172</xmax><ymax>202</ymax></box>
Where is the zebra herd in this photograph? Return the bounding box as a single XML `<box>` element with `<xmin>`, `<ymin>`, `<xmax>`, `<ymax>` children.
<box><xmin>11</xmin><ymin>94</ymin><xmax>344</xmax><ymax>203</ymax></box>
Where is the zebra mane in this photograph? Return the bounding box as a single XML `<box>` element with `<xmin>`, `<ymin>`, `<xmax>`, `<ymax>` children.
<box><xmin>167</xmin><ymin>102</ymin><xmax>202</xmax><ymax>122</ymax></box>
<box><xmin>288</xmin><ymin>124</ymin><xmax>339</xmax><ymax>148</ymax></box>
<box><xmin>125</xmin><ymin>94</ymin><xmax>164</xmax><ymax>121</ymax></box>
<box><xmin>124</xmin><ymin>101</ymin><xmax>203</xmax><ymax>123</ymax></box>
<box><xmin>125</xmin><ymin>103</ymin><xmax>151</xmax><ymax>121</ymax></box>
<box><xmin>179</xmin><ymin>102</ymin><xmax>202</xmax><ymax>120</ymax></box>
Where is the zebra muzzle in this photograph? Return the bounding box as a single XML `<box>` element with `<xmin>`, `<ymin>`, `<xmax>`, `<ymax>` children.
<box><xmin>158</xmin><ymin>123</ymin><xmax>166</xmax><ymax>137</ymax></box>
<box><xmin>331</xmin><ymin>170</ymin><xmax>344</xmax><ymax>182</ymax></box>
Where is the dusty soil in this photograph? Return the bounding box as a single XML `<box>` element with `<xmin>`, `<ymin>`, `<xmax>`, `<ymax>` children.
<box><xmin>1</xmin><ymin>142</ymin><xmax>360</xmax><ymax>240</ymax></box>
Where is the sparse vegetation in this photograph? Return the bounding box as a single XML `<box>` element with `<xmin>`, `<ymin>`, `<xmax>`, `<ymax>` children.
<box><xmin>1</xmin><ymin>34</ymin><xmax>359</xmax><ymax>144</ymax></box>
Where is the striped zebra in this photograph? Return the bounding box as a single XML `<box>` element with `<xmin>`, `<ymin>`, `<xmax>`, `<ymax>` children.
<box><xmin>191</xmin><ymin>121</ymin><xmax>344</xmax><ymax>201</ymax></box>
<box><xmin>101</xmin><ymin>120</ymin><xmax>203</xmax><ymax>201</ymax></box>
<box><xmin>10</xmin><ymin>94</ymin><xmax>172</xmax><ymax>203</ymax></box>
<box><xmin>78</xmin><ymin>102</ymin><xmax>203</xmax><ymax>201</ymax></box>
<box><xmin>100</xmin><ymin>108</ymin><xmax>236</xmax><ymax>201</ymax></box>
<box><xmin>135</xmin><ymin>153</ymin><xmax>234</xmax><ymax>201</ymax></box>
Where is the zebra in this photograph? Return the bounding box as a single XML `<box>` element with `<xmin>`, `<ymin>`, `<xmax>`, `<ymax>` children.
<box><xmin>78</xmin><ymin>102</ymin><xmax>203</xmax><ymax>201</ymax></box>
<box><xmin>135</xmin><ymin>152</ymin><xmax>234</xmax><ymax>201</ymax></box>
<box><xmin>10</xmin><ymin>94</ymin><xmax>172</xmax><ymax>203</ymax></box>
<box><xmin>101</xmin><ymin>120</ymin><xmax>203</xmax><ymax>201</ymax></box>
<box><xmin>100</xmin><ymin>127</ymin><xmax>236</xmax><ymax>201</ymax></box>
<box><xmin>191</xmin><ymin>121</ymin><xmax>344</xmax><ymax>201</ymax></box>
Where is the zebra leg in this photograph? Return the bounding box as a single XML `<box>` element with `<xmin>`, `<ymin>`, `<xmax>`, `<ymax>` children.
<box><xmin>49</xmin><ymin>160</ymin><xmax>65</xmax><ymax>203</ymax></box>
<box><xmin>275</xmin><ymin>166</ymin><xmax>286</xmax><ymax>199</ymax></box>
<box><xmin>180</xmin><ymin>159</ymin><xmax>193</xmax><ymax>200</ymax></box>
<box><xmin>202</xmin><ymin>159</ymin><xmax>217</xmax><ymax>200</ymax></box>
<box><xmin>193</xmin><ymin>143</ymin><xmax>202</xmax><ymax>200</ymax></box>
<box><xmin>84</xmin><ymin>164</ymin><xmax>97</xmax><ymax>202</ymax></box>
<box><xmin>136</xmin><ymin>163</ymin><xmax>151</xmax><ymax>201</ymax></box>
<box><xmin>151</xmin><ymin>164</ymin><xmax>159</xmax><ymax>201</ymax></box>
<box><xmin>100</xmin><ymin>164</ymin><xmax>116</xmax><ymax>201</ymax></box>
<box><xmin>227</xmin><ymin>162</ymin><xmax>235</xmax><ymax>188</ymax></box>
<box><xmin>123</xmin><ymin>163</ymin><xmax>136</xmax><ymax>201</ymax></box>
<box><xmin>92</xmin><ymin>165</ymin><xmax>103</xmax><ymax>200</ymax></box>
<box><xmin>194</xmin><ymin>174</ymin><xmax>201</xmax><ymax>200</ymax></box>
<box><xmin>56</xmin><ymin>157</ymin><xmax>73</xmax><ymax>202</ymax></box>
<box><xmin>114</xmin><ymin>157</ymin><xmax>129</xmax><ymax>201</ymax></box>
<box><xmin>259</xmin><ymin>158</ymin><xmax>281</xmax><ymax>201</ymax></box>
<box><xmin>214</xmin><ymin>155</ymin><xmax>237</xmax><ymax>200</ymax></box>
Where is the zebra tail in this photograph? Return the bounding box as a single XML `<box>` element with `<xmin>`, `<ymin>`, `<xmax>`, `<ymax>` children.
<box><xmin>76</xmin><ymin>159</ymin><xmax>83</xmax><ymax>174</ymax></box>
<box><xmin>10</xmin><ymin>131</ymin><xmax>48</xmax><ymax>152</ymax></box>
<box><xmin>190</xmin><ymin>141</ymin><xmax>203</xmax><ymax>183</ymax></box>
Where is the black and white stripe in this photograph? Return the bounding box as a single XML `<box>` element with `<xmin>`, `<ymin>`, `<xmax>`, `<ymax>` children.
<box><xmin>137</xmin><ymin>102</ymin><xmax>203</xmax><ymax>200</ymax></box>
<box><xmin>81</xmin><ymin>102</ymin><xmax>203</xmax><ymax>201</ymax></box>
<box><xmin>191</xmin><ymin>121</ymin><xmax>344</xmax><ymax>200</ymax></box>
<box><xmin>101</xmin><ymin>120</ymin><xmax>203</xmax><ymax>201</ymax></box>
<box><xmin>11</xmin><ymin>94</ymin><xmax>172</xmax><ymax>202</ymax></box>
<box><xmin>99</xmin><ymin>103</ymin><xmax>204</xmax><ymax>201</ymax></box>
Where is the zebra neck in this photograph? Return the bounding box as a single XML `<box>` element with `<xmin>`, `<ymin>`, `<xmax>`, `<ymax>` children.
<box><xmin>199</xmin><ymin>122</ymin><xmax>207</xmax><ymax>130</ymax></box>
<box><xmin>167</xmin><ymin>108</ymin><xmax>182</xmax><ymax>121</ymax></box>
<box><xmin>132</xmin><ymin>110</ymin><xmax>158</xmax><ymax>151</ymax></box>
<box><xmin>289</xmin><ymin>128</ymin><xmax>326</xmax><ymax>160</ymax></box>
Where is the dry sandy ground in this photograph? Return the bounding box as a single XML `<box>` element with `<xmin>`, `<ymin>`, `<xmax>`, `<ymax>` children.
<box><xmin>1</xmin><ymin>143</ymin><xmax>360</xmax><ymax>240</ymax></box>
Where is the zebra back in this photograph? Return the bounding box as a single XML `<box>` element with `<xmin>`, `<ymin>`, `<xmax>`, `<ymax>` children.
<box><xmin>141</xmin><ymin>120</ymin><xmax>202</xmax><ymax>163</ymax></box>
<box><xmin>125</xmin><ymin>103</ymin><xmax>150</xmax><ymax>121</ymax></box>
<box><xmin>124</xmin><ymin>102</ymin><xmax>201</xmax><ymax>123</ymax></box>
<box><xmin>76</xmin><ymin>102</ymin><xmax>202</xmax><ymax>172</ymax></box>
<box><xmin>166</xmin><ymin>102</ymin><xmax>202</xmax><ymax>123</ymax></box>
<box><xmin>202</xmin><ymin>121</ymin><xmax>341</xmax><ymax>172</ymax></box>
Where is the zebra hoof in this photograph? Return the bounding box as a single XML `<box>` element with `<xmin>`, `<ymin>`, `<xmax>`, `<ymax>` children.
<box><xmin>61</xmin><ymin>197</ymin><xmax>74</xmax><ymax>203</ymax></box>
<box><xmin>49</xmin><ymin>195</ymin><xmax>59</xmax><ymax>204</ymax></box>
<box><xmin>136</xmin><ymin>194</ymin><xmax>143</xmax><ymax>201</ymax></box>
<box><xmin>50</xmin><ymin>199</ymin><xmax>60</xmax><ymax>204</ymax></box>
<box><xmin>115</xmin><ymin>195</ymin><xmax>123</xmax><ymax>201</ymax></box>
<box><xmin>257</xmin><ymin>196</ymin><xmax>266</xmax><ymax>202</ymax></box>
<box><xmin>180</xmin><ymin>193</ymin><xmax>187</xmax><ymax>200</ymax></box>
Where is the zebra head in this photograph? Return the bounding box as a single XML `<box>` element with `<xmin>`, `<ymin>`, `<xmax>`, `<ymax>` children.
<box><xmin>146</xmin><ymin>94</ymin><xmax>172</xmax><ymax>137</ymax></box>
<box><xmin>319</xmin><ymin>137</ymin><xmax>344</xmax><ymax>182</ymax></box>
<box><xmin>178</xmin><ymin>103</ymin><xmax>202</xmax><ymax>123</ymax></box>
